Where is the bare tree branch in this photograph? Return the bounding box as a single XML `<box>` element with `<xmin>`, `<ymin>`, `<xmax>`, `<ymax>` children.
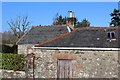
<box><xmin>7</xmin><ymin>15</ymin><xmax>30</xmax><ymax>39</ymax></box>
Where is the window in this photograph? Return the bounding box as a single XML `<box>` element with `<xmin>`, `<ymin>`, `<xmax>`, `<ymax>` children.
<box><xmin>107</xmin><ymin>32</ymin><xmax>111</xmax><ymax>38</ymax></box>
<box><xmin>107</xmin><ymin>31</ymin><xmax>115</xmax><ymax>39</ymax></box>
<box><xmin>111</xmin><ymin>32</ymin><xmax>115</xmax><ymax>38</ymax></box>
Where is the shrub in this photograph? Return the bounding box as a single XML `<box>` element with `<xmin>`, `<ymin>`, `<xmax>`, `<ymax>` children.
<box><xmin>0</xmin><ymin>44</ymin><xmax>17</xmax><ymax>53</ymax></box>
<box><xmin>0</xmin><ymin>54</ymin><xmax>25</xmax><ymax>71</ymax></box>
<box><xmin>0</xmin><ymin>44</ymin><xmax>12</xmax><ymax>53</ymax></box>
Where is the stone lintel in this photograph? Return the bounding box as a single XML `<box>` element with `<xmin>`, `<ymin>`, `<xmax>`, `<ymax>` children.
<box><xmin>53</xmin><ymin>53</ymin><xmax>76</xmax><ymax>60</ymax></box>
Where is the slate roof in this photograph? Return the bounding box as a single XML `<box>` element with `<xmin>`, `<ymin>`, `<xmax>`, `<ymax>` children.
<box><xmin>17</xmin><ymin>26</ymin><xmax>68</xmax><ymax>44</ymax></box>
<box><xmin>35</xmin><ymin>27</ymin><xmax>120</xmax><ymax>48</ymax></box>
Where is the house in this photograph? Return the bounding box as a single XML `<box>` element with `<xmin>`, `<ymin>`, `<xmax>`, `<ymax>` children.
<box><xmin>17</xmin><ymin>11</ymin><xmax>120</xmax><ymax>78</ymax></box>
<box><xmin>17</xmin><ymin>11</ymin><xmax>76</xmax><ymax>54</ymax></box>
<box><xmin>16</xmin><ymin>25</ymin><xmax>69</xmax><ymax>54</ymax></box>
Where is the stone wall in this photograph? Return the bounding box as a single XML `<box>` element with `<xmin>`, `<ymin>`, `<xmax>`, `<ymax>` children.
<box><xmin>18</xmin><ymin>44</ymin><xmax>34</xmax><ymax>54</ymax></box>
<box><xmin>28</xmin><ymin>49</ymin><xmax>119</xmax><ymax>78</ymax></box>
<box><xmin>1</xmin><ymin>69</ymin><xmax>25</xmax><ymax>78</ymax></box>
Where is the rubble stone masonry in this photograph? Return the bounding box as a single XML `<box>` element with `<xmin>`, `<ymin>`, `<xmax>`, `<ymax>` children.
<box><xmin>27</xmin><ymin>49</ymin><xmax>119</xmax><ymax>78</ymax></box>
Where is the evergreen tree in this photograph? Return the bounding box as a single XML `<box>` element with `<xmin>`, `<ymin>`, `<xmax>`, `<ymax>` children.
<box><xmin>110</xmin><ymin>9</ymin><xmax>120</xmax><ymax>27</ymax></box>
<box><xmin>53</xmin><ymin>13</ymin><xmax>66</xmax><ymax>25</ymax></box>
<box><xmin>76</xmin><ymin>19</ymin><xmax>90</xmax><ymax>28</ymax></box>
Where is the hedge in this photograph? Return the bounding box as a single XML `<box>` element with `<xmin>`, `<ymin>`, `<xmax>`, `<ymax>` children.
<box><xmin>0</xmin><ymin>54</ymin><xmax>25</xmax><ymax>71</ymax></box>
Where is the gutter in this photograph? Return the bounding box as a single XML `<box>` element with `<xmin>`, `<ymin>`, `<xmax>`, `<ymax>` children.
<box><xmin>32</xmin><ymin>46</ymin><xmax>120</xmax><ymax>51</ymax></box>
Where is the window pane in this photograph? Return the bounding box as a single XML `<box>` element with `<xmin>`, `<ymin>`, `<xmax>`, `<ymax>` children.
<box><xmin>107</xmin><ymin>33</ymin><xmax>111</xmax><ymax>38</ymax></box>
<box><xmin>111</xmin><ymin>32</ymin><xmax>115</xmax><ymax>38</ymax></box>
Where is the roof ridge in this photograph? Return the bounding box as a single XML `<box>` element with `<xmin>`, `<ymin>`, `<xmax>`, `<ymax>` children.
<box><xmin>32</xmin><ymin>25</ymin><xmax>66</xmax><ymax>28</ymax></box>
<box><xmin>32</xmin><ymin>26</ymin><xmax>120</xmax><ymax>29</ymax></box>
<box><xmin>35</xmin><ymin>29</ymin><xmax>77</xmax><ymax>47</ymax></box>
<box><xmin>77</xmin><ymin>26</ymin><xmax>120</xmax><ymax>30</ymax></box>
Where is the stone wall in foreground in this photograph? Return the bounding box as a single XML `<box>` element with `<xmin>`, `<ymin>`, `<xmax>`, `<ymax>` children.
<box><xmin>1</xmin><ymin>69</ymin><xmax>25</xmax><ymax>78</ymax></box>
<box><xmin>29</xmin><ymin>49</ymin><xmax>119</xmax><ymax>78</ymax></box>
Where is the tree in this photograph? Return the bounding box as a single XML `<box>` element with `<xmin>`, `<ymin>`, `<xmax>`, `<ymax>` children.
<box><xmin>2</xmin><ymin>31</ymin><xmax>18</xmax><ymax>44</ymax></box>
<box><xmin>53</xmin><ymin>13</ymin><xmax>90</xmax><ymax>28</ymax></box>
<box><xmin>53</xmin><ymin>13</ymin><xmax>66</xmax><ymax>25</ymax></box>
<box><xmin>110</xmin><ymin>9</ymin><xmax>120</xmax><ymax>27</ymax></box>
<box><xmin>76</xmin><ymin>19</ymin><xmax>90</xmax><ymax>28</ymax></box>
<box><xmin>7</xmin><ymin>16</ymin><xmax>30</xmax><ymax>39</ymax></box>
<box><xmin>56</xmin><ymin>15</ymin><xmax>63</xmax><ymax>25</ymax></box>
<box><xmin>53</xmin><ymin>13</ymin><xmax>59</xmax><ymax>25</ymax></box>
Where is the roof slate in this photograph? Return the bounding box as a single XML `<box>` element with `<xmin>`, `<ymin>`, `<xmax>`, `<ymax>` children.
<box><xmin>35</xmin><ymin>27</ymin><xmax>120</xmax><ymax>48</ymax></box>
<box><xmin>17</xmin><ymin>26</ymin><xmax>68</xmax><ymax>44</ymax></box>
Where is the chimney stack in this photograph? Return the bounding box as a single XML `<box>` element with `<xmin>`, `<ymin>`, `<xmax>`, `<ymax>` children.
<box><xmin>66</xmin><ymin>11</ymin><xmax>76</xmax><ymax>29</ymax></box>
<box><xmin>69</xmin><ymin>11</ymin><xmax>74</xmax><ymax>18</ymax></box>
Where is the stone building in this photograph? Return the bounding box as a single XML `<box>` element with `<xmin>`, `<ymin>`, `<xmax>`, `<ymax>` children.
<box><xmin>17</xmin><ymin>11</ymin><xmax>76</xmax><ymax>54</ymax></box>
<box><xmin>16</xmin><ymin>25</ymin><xmax>69</xmax><ymax>54</ymax></box>
<box><xmin>26</xmin><ymin>27</ymin><xmax>120</xmax><ymax>79</ymax></box>
<box><xmin>17</xmin><ymin>11</ymin><xmax>120</xmax><ymax>79</ymax></box>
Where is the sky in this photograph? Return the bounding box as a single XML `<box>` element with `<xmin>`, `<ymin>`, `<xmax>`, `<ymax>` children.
<box><xmin>1</xmin><ymin>2</ymin><xmax>119</xmax><ymax>32</ymax></box>
<box><xmin>1</xmin><ymin>0</ymin><xmax>119</xmax><ymax>2</ymax></box>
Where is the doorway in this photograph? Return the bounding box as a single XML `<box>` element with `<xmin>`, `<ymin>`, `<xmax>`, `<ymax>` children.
<box><xmin>57</xmin><ymin>60</ymin><xmax>72</xmax><ymax>78</ymax></box>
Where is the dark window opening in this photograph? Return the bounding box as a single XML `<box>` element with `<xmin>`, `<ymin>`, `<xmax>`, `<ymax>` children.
<box><xmin>111</xmin><ymin>32</ymin><xmax>115</xmax><ymax>38</ymax></box>
<box><xmin>107</xmin><ymin>32</ymin><xmax>115</xmax><ymax>39</ymax></box>
<box><xmin>107</xmin><ymin>33</ymin><xmax>111</xmax><ymax>38</ymax></box>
